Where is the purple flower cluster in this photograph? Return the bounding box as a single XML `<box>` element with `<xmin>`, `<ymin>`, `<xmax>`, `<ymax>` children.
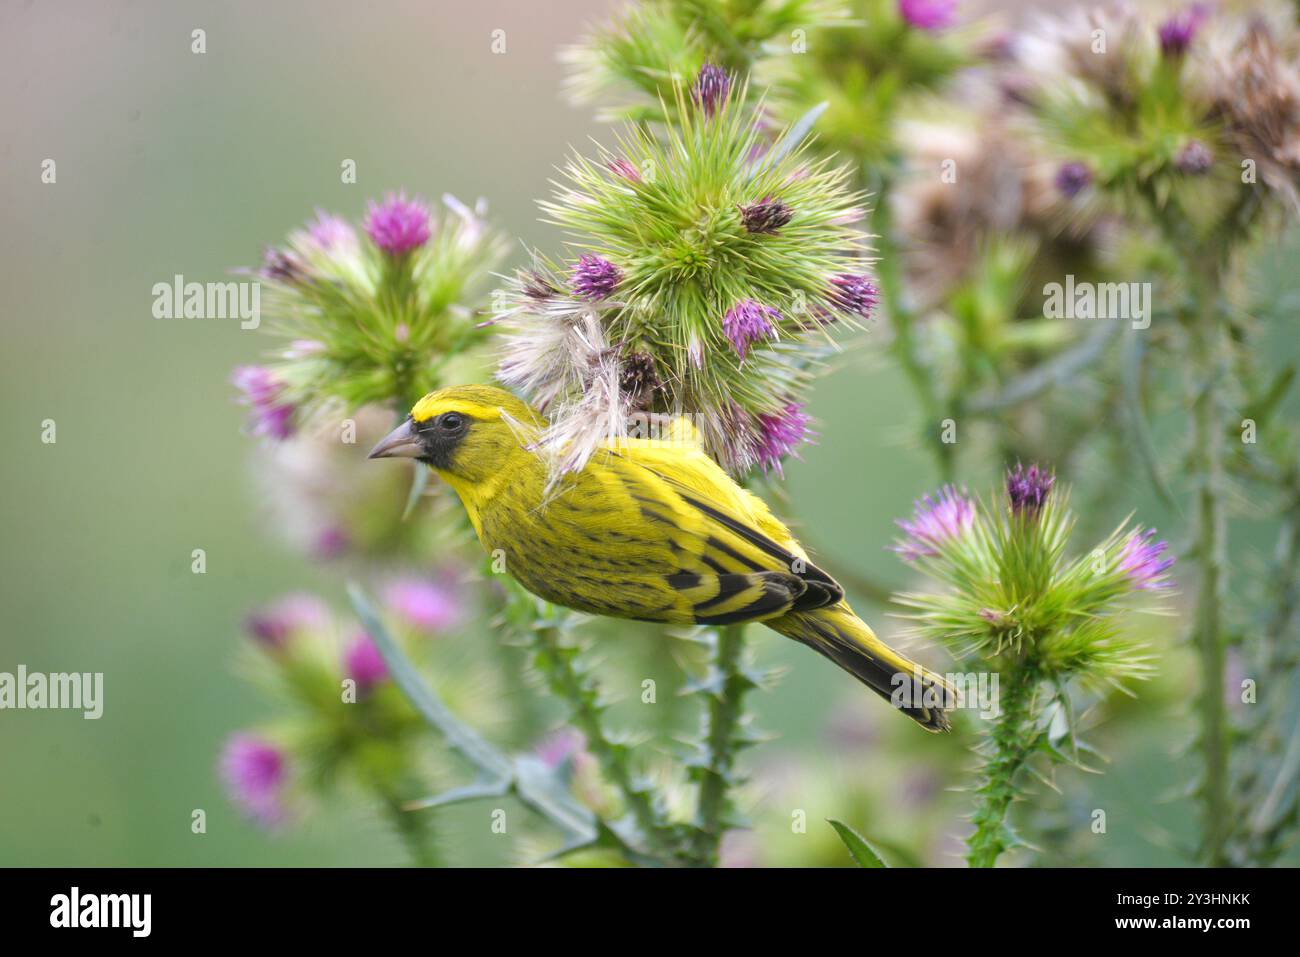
<box><xmin>723</xmin><ymin>299</ymin><xmax>781</xmax><ymax>359</ymax></box>
<box><xmin>828</xmin><ymin>274</ymin><xmax>879</xmax><ymax>320</ymax></box>
<box><xmin>384</xmin><ymin>577</ymin><xmax>462</xmax><ymax>633</ymax></box>
<box><xmin>572</xmin><ymin>254</ymin><xmax>622</xmax><ymax>301</ymax></box>
<box><xmin>894</xmin><ymin>485</ymin><xmax>976</xmax><ymax>560</ymax></box>
<box><xmin>364</xmin><ymin>191</ymin><xmax>431</xmax><ymax>255</ymax></box>
<box><xmin>244</xmin><ymin>593</ymin><xmax>328</xmax><ymax>651</ymax></box>
<box><xmin>899</xmin><ymin>0</ymin><xmax>957</xmax><ymax>31</ymax></box>
<box><xmin>1054</xmin><ymin>162</ymin><xmax>1092</xmax><ymax>198</ymax></box>
<box><xmin>536</xmin><ymin>727</ymin><xmax>585</xmax><ymax>770</ymax></box>
<box><xmin>261</xmin><ymin>246</ymin><xmax>306</xmax><ymax>283</ymax></box>
<box><xmin>1176</xmin><ymin>139</ymin><xmax>1213</xmax><ymax>174</ymax></box>
<box><xmin>739</xmin><ymin>197</ymin><xmax>794</xmax><ymax>234</ymax></box>
<box><xmin>1118</xmin><ymin>528</ymin><xmax>1175</xmax><ymax>590</ymax></box>
<box><xmin>1158</xmin><ymin>6</ymin><xmax>1206</xmax><ymax>58</ymax></box>
<box><xmin>755</xmin><ymin>403</ymin><xmax>811</xmax><ymax>475</ymax></box>
<box><xmin>231</xmin><ymin>365</ymin><xmax>295</xmax><ymax>440</ymax></box>
<box><xmin>691</xmin><ymin>63</ymin><xmax>731</xmax><ymax>117</ymax></box>
<box><xmin>307</xmin><ymin>209</ymin><xmax>357</xmax><ymax>251</ymax></box>
<box><xmin>342</xmin><ymin>632</ymin><xmax>389</xmax><ymax>695</ymax></box>
<box><xmin>1006</xmin><ymin>463</ymin><xmax>1054</xmax><ymax>515</ymax></box>
<box><xmin>219</xmin><ymin>734</ymin><xmax>289</xmax><ymax>828</ymax></box>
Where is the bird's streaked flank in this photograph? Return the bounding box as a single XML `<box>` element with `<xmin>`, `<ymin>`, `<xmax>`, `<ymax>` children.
<box><xmin>370</xmin><ymin>385</ymin><xmax>953</xmax><ymax>731</ymax></box>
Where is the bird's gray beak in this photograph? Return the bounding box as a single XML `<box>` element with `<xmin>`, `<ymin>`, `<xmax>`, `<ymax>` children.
<box><xmin>368</xmin><ymin>419</ymin><xmax>422</xmax><ymax>459</ymax></box>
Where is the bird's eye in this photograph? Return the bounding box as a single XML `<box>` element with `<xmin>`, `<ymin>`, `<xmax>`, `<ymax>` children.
<box><xmin>440</xmin><ymin>412</ymin><xmax>466</xmax><ymax>432</ymax></box>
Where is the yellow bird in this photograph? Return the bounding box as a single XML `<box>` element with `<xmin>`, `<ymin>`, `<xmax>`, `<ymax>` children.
<box><xmin>370</xmin><ymin>384</ymin><xmax>952</xmax><ymax>731</ymax></box>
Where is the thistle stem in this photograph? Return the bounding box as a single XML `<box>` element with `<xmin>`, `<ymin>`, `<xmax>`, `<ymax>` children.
<box><xmin>686</xmin><ymin>622</ymin><xmax>750</xmax><ymax>867</ymax></box>
<box><xmin>967</xmin><ymin>664</ymin><xmax>1039</xmax><ymax>868</ymax></box>
<box><xmin>1186</xmin><ymin>289</ymin><xmax>1231</xmax><ymax>866</ymax></box>
<box><xmin>531</xmin><ymin>623</ymin><xmax>678</xmax><ymax>859</ymax></box>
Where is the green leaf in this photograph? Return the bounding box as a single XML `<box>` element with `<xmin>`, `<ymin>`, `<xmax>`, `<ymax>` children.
<box><xmin>827</xmin><ymin>819</ymin><xmax>889</xmax><ymax>868</ymax></box>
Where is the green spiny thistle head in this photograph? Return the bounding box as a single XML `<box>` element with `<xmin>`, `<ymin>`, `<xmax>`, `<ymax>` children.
<box><xmin>891</xmin><ymin>465</ymin><xmax>1169</xmax><ymax>690</ymax></box>
<box><xmin>562</xmin><ymin>0</ymin><xmax>854</xmax><ymax>123</ymax></box>
<box><xmin>493</xmin><ymin>76</ymin><xmax>875</xmax><ymax>476</ymax></box>
<box><xmin>234</xmin><ymin>194</ymin><xmax>509</xmax><ymax>435</ymax></box>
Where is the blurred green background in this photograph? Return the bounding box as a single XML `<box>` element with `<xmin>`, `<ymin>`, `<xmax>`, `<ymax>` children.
<box><xmin>0</xmin><ymin>0</ymin><xmax>1294</xmax><ymax>867</ymax></box>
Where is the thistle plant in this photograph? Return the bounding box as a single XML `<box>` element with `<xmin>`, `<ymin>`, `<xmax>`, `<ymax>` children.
<box><xmin>1008</xmin><ymin>0</ymin><xmax>1300</xmax><ymax>866</ymax></box>
<box><xmin>892</xmin><ymin>465</ymin><xmax>1172</xmax><ymax>867</ymax></box>
<box><xmin>220</xmin><ymin>592</ymin><xmax>447</xmax><ymax>865</ymax></box>
<box><xmin>562</xmin><ymin>0</ymin><xmax>852</xmax><ymax>123</ymax></box>
<box><xmin>239</xmin><ymin>192</ymin><xmax>509</xmax><ymax>423</ymax></box>
<box><xmin>214</xmin><ymin>2</ymin><xmax>1300</xmax><ymax>870</ymax></box>
<box><xmin>494</xmin><ymin>78</ymin><xmax>874</xmax><ymax>476</ymax></box>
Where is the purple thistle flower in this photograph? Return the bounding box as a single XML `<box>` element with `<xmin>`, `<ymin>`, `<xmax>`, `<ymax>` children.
<box><xmin>1006</xmin><ymin>463</ymin><xmax>1055</xmax><ymax>515</ymax></box>
<box><xmin>306</xmin><ymin>208</ymin><xmax>357</xmax><ymax>251</ymax></box>
<box><xmin>572</xmin><ymin>254</ymin><xmax>622</xmax><ymax>301</ymax></box>
<box><xmin>1158</xmin><ymin>6</ymin><xmax>1206</xmax><ymax>58</ymax></box>
<box><xmin>722</xmin><ymin>299</ymin><xmax>781</xmax><ymax>359</ymax></box>
<box><xmin>261</xmin><ymin>246</ymin><xmax>307</xmax><ymax>283</ymax></box>
<box><xmin>311</xmin><ymin>525</ymin><xmax>350</xmax><ymax>560</ymax></box>
<box><xmin>364</xmin><ymin>191</ymin><xmax>431</xmax><ymax>255</ymax></box>
<box><xmin>1118</xmin><ymin>528</ymin><xmax>1175</xmax><ymax>590</ymax></box>
<box><xmin>383</xmin><ymin>577</ymin><xmax>462</xmax><ymax>633</ymax></box>
<box><xmin>739</xmin><ymin>197</ymin><xmax>794</xmax><ymax>234</ymax></box>
<box><xmin>342</xmin><ymin>632</ymin><xmax>389</xmax><ymax>694</ymax></box>
<box><xmin>755</xmin><ymin>403</ymin><xmax>811</xmax><ymax>476</ymax></box>
<box><xmin>1055</xmin><ymin>162</ymin><xmax>1092</xmax><ymax>198</ymax></box>
<box><xmin>231</xmin><ymin>365</ymin><xmax>296</xmax><ymax>440</ymax></box>
<box><xmin>899</xmin><ymin>0</ymin><xmax>958</xmax><ymax>31</ymax></box>
<box><xmin>691</xmin><ymin>63</ymin><xmax>731</xmax><ymax>117</ymax></box>
<box><xmin>607</xmin><ymin>158</ymin><xmax>641</xmax><ymax>183</ymax></box>
<box><xmin>894</xmin><ymin>485</ymin><xmax>976</xmax><ymax>560</ymax></box>
<box><xmin>827</xmin><ymin>274</ymin><xmax>880</xmax><ymax>320</ymax></box>
<box><xmin>244</xmin><ymin>593</ymin><xmax>328</xmax><ymax>651</ymax></box>
<box><xmin>219</xmin><ymin>734</ymin><xmax>289</xmax><ymax>828</ymax></box>
<box><xmin>536</xmin><ymin>727</ymin><xmax>585</xmax><ymax>770</ymax></box>
<box><xmin>1175</xmin><ymin>139</ymin><xmax>1213</xmax><ymax>174</ymax></box>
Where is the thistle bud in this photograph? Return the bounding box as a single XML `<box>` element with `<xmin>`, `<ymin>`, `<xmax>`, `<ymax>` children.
<box><xmin>342</xmin><ymin>632</ymin><xmax>390</xmax><ymax>695</ymax></box>
<box><xmin>827</xmin><ymin>274</ymin><xmax>880</xmax><ymax>320</ymax></box>
<box><xmin>1175</xmin><ymin>139</ymin><xmax>1213</xmax><ymax>174</ymax></box>
<box><xmin>899</xmin><ymin>0</ymin><xmax>957</xmax><ymax>32</ymax></box>
<box><xmin>1158</xmin><ymin>7</ymin><xmax>1205</xmax><ymax>59</ymax></box>
<box><xmin>219</xmin><ymin>734</ymin><xmax>289</xmax><ymax>828</ymax></box>
<box><xmin>364</xmin><ymin>191</ymin><xmax>431</xmax><ymax>255</ymax></box>
<box><xmin>244</xmin><ymin>593</ymin><xmax>328</xmax><ymax>652</ymax></box>
<box><xmin>723</xmin><ymin>299</ymin><xmax>781</xmax><ymax>359</ymax></box>
<box><xmin>1118</xmin><ymin>528</ymin><xmax>1175</xmax><ymax>590</ymax></box>
<box><xmin>690</xmin><ymin>63</ymin><xmax>731</xmax><ymax>117</ymax></box>
<box><xmin>1054</xmin><ymin>162</ymin><xmax>1092</xmax><ymax>198</ymax></box>
<box><xmin>739</xmin><ymin>197</ymin><xmax>794</xmax><ymax>234</ymax></box>
<box><xmin>1006</xmin><ymin>463</ymin><xmax>1055</xmax><ymax>515</ymax></box>
<box><xmin>572</xmin><ymin>254</ymin><xmax>622</xmax><ymax>301</ymax></box>
<box><xmin>893</xmin><ymin>485</ymin><xmax>976</xmax><ymax>561</ymax></box>
<box><xmin>755</xmin><ymin>402</ymin><xmax>811</xmax><ymax>476</ymax></box>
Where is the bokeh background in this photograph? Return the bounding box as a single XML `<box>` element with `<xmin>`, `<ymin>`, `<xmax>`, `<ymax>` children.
<box><xmin>1</xmin><ymin>0</ymin><xmax>1296</xmax><ymax>867</ymax></box>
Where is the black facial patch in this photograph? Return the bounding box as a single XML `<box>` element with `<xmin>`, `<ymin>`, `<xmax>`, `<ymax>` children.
<box><xmin>413</xmin><ymin>411</ymin><xmax>472</xmax><ymax>470</ymax></box>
